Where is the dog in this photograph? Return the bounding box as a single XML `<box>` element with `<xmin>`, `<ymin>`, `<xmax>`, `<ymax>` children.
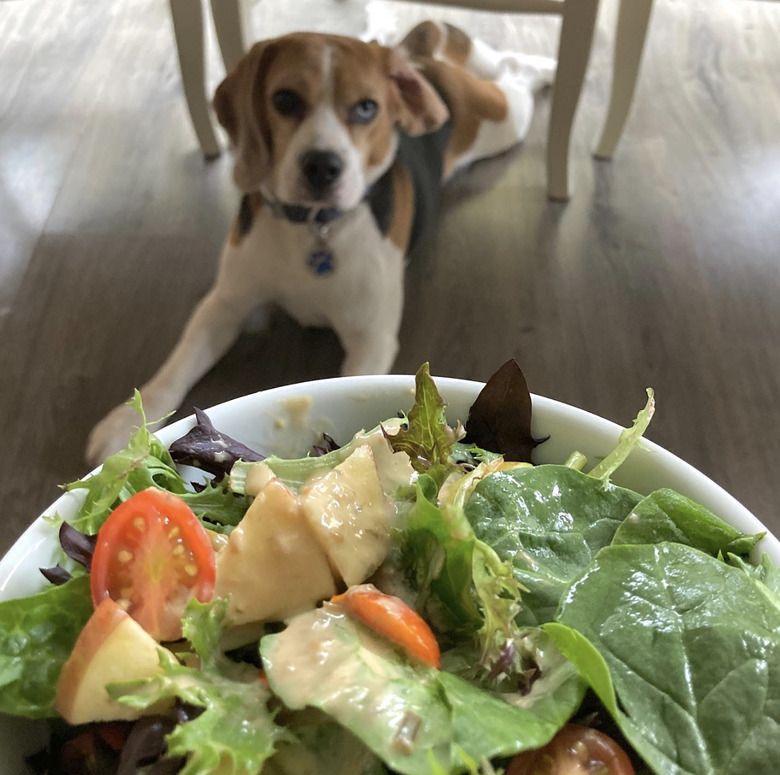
<box><xmin>86</xmin><ymin>21</ymin><xmax>555</xmax><ymax>464</ymax></box>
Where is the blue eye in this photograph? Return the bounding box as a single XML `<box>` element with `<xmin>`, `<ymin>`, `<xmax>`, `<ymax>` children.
<box><xmin>349</xmin><ymin>99</ymin><xmax>379</xmax><ymax>125</ymax></box>
<box><xmin>272</xmin><ymin>89</ymin><xmax>305</xmax><ymax>118</ymax></box>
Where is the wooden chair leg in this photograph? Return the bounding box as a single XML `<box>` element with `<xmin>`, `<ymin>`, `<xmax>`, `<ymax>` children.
<box><xmin>210</xmin><ymin>0</ymin><xmax>251</xmax><ymax>73</ymax></box>
<box><xmin>546</xmin><ymin>0</ymin><xmax>599</xmax><ymax>201</ymax></box>
<box><xmin>169</xmin><ymin>0</ymin><xmax>221</xmax><ymax>158</ymax></box>
<box><xmin>594</xmin><ymin>0</ymin><xmax>654</xmax><ymax>159</ymax></box>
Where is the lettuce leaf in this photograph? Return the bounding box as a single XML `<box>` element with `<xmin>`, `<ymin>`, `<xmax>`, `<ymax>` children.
<box><xmin>555</xmin><ymin>543</ymin><xmax>780</xmax><ymax>774</ymax></box>
<box><xmin>462</xmin><ymin>359</ymin><xmax>545</xmax><ymax>463</ymax></box>
<box><xmin>0</xmin><ymin>576</ymin><xmax>93</xmax><ymax>719</ymax></box>
<box><xmin>262</xmin><ymin>606</ymin><xmax>583</xmax><ymax>775</ymax></box>
<box><xmin>111</xmin><ymin>599</ymin><xmax>285</xmax><ymax>775</ymax></box>
<box><xmin>402</xmin><ymin>462</ymin><xmax>533</xmax><ymax>683</ymax></box>
<box><xmin>65</xmin><ymin>392</ymin><xmax>250</xmax><ymax>534</ymax></box>
<box><xmin>388</xmin><ymin>362</ymin><xmax>462</xmax><ymax>477</ymax></box>
<box><xmin>586</xmin><ymin>389</ymin><xmax>655</xmax><ymax>483</ymax></box>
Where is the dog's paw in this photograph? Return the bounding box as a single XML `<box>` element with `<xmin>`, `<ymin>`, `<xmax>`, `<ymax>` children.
<box><xmin>500</xmin><ymin>53</ymin><xmax>557</xmax><ymax>90</ymax></box>
<box><xmin>86</xmin><ymin>402</ymin><xmax>146</xmax><ymax>468</ymax></box>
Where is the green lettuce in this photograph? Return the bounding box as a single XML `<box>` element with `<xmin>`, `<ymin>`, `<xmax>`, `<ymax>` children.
<box><xmin>388</xmin><ymin>362</ymin><xmax>462</xmax><ymax>479</ymax></box>
<box><xmin>586</xmin><ymin>389</ymin><xmax>655</xmax><ymax>483</ymax></box>
<box><xmin>262</xmin><ymin>606</ymin><xmax>583</xmax><ymax>775</ymax></box>
<box><xmin>111</xmin><ymin>599</ymin><xmax>285</xmax><ymax>775</ymax></box>
<box><xmin>402</xmin><ymin>461</ymin><xmax>536</xmax><ymax>684</ymax></box>
<box><xmin>0</xmin><ymin>576</ymin><xmax>93</xmax><ymax>719</ymax></box>
<box><xmin>66</xmin><ymin>392</ymin><xmax>251</xmax><ymax>534</ymax></box>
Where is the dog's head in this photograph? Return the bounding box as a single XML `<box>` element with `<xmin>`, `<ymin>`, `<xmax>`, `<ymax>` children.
<box><xmin>213</xmin><ymin>32</ymin><xmax>449</xmax><ymax>210</ymax></box>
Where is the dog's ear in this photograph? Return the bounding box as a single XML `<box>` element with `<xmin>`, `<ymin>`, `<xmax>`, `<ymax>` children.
<box><xmin>213</xmin><ymin>41</ymin><xmax>275</xmax><ymax>193</ymax></box>
<box><xmin>385</xmin><ymin>47</ymin><xmax>449</xmax><ymax>136</ymax></box>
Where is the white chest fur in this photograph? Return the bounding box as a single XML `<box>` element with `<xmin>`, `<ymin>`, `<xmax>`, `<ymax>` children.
<box><xmin>234</xmin><ymin>204</ymin><xmax>405</xmax><ymax>333</ymax></box>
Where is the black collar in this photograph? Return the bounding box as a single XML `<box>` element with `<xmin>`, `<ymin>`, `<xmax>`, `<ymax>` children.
<box><xmin>259</xmin><ymin>175</ymin><xmax>387</xmax><ymax>227</ymax></box>
<box><xmin>271</xmin><ymin>201</ymin><xmax>343</xmax><ymax>225</ymax></box>
<box><xmin>259</xmin><ymin>187</ymin><xmax>345</xmax><ymax>226</ymax></box>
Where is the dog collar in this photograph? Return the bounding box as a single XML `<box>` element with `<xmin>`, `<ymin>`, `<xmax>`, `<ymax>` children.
<box><xmin>259</xmin><ymin>185</ymin><xmax>374</xmax><ymax>277</ymax></box>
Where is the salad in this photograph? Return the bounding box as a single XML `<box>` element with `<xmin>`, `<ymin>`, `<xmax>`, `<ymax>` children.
<box><xmin>0</xmin><ymin>361</ymin><xmax>778</xmax><ymax>775</ymax></box>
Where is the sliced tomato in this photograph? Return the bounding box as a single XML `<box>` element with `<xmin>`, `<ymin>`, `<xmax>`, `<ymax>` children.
<box><xmin>90</xmin><ymin>488</ymin><xmax>216</xmax><ymax>641</ymax></box>
<box><xmin>507</xmin><ymin>723</ymin><xmax>636</xmax><ymax>775</ymax></box>
<box><xmin>330</xmin><ymin>585</ymin><xmax>441</xmax><ymax>669</ymax></box>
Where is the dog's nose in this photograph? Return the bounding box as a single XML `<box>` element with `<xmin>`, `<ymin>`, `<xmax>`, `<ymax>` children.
<box><xmin>300</xmin><ymin>150</ymin><xmax>344</xmax><ymax>190</ymax></box>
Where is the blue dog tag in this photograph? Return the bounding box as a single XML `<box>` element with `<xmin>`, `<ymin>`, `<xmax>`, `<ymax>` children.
<box><xmin>308</xmin><ymin>250</ymin><xmax>335</xmax><ymax>275</ymax></box>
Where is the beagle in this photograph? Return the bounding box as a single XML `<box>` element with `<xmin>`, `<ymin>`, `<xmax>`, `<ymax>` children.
<box><xmin>87</xmin><ymin>21</ymin><xmax>555</xmax><ymax>464</ymax></box>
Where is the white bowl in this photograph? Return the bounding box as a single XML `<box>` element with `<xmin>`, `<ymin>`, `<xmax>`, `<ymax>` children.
<box><xmin>2</xmin><ymin>375</ymin><xmax>778</xmax><ymax>773</ymax></box>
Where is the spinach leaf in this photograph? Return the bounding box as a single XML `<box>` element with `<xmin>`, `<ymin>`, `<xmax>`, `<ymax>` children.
<box><xmin>0</xmin><ymin>576</ymin><xmax>93</xmax><ymax>719</ymax></box>
<box><xmin>464</xmin><ymin>465</ymin><xmax>642</xmax><ymax>625</ymax></box>
<box><xmin>556</xmin><ymin>543</ymin><xmax>780</xmax><ymax>775</ymax></box>
<box><xmin>611</xmin><ymin>488</ymin><xmax>763</xmax><ymax>556</ymax></box>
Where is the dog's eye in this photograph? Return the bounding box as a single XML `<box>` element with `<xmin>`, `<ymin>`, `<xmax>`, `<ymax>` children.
<box><xmin>272</xmin><ymin>89</ymin><xmax>305</xmax><ymax>118</ymax></box>
<box><xmin>349</xmin><ymin>99</ymin><xmax>379</xmax><ymax>125</ymax></box>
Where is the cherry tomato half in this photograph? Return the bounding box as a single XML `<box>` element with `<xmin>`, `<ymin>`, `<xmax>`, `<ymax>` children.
<box><xmin>90</xmin><ymin>488</ymin><xmax>216</xmax><ymax>642</ymax></box>
<box><xmin>331</xmin><ymin>585</ymin><xmax>441</xmax><ymax>669</ymax></box>
<box><xmin>507</xmin><ymin>723</ymin><xmax>636</xmax><ymax>775</ymax></box>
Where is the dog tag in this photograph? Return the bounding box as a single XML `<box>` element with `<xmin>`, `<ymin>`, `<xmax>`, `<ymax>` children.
<box><xmin>308</xmin><ymin>249</ymin><xmax>335</xmax><ymax>275</ymax></box>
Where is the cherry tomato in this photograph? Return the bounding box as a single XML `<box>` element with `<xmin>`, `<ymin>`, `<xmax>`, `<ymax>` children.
<box><xmin>331</xmin><ymin>585</ymin><xmax>441</xmax><ymax>669</ymax></box>
<box><xmin>90</xmin><ymin>488</ymin><xmax>216</xmax><ymax>641</ymax></box>
<box><xmin>507</xmin><ymin>724</ymin><xmax>636</xmax><ymax>775</ymax></box>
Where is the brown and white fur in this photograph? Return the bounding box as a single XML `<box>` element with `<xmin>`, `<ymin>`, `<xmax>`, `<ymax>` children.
<box><xmin>86</xmin><ymin>21</ymin><xmax>555</xmax><ymax>464</ymax></box>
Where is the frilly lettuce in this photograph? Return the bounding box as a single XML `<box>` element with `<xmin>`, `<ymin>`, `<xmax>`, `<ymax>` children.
<box><xmin>65</xmin><ymin>392</ymin><xmax>251</xmax><ymax>535</ymax></box>
<box><xmin>110</xmin><ymin>599</ymin><xmax>286</xmax><ymax>775</ymax></box>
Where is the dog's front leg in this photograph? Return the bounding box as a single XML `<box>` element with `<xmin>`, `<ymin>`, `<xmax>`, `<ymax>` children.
<box><xmin>331</xmin><ymin>286</ymin><xmax>403</xmax><ymax>376</ymax></box>
<box><xmin>86</xmin><ymin>277</ymin><xmax>264</xmax><ymax>466</ymax></box>
<box><xmin>338</xmin><ymin>329</ymin><xmax>400</xmax><ymax>377</ymax></box>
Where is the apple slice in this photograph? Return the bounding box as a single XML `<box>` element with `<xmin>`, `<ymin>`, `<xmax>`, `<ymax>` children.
<box><xmin>214</xmin><ymin>478</ymin><xmax>337</xmax><ymax>625</ymax></box>
<box><xmin>55</xmin><ymin>598</ymin><xmax>169</xmax><ymax>725</ymax></box>
<box><xmin>300</xmin><ymin>445</ymin><xmax>395</xmax><ymax>586</ymax></box>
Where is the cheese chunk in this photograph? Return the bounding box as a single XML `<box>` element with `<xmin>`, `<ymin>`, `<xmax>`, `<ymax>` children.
<box><xmin>215</xmin><ymin>478</ymin><xmax>336</xmax><ymax>624</ymax></box>
<box><xmin>300</xmin><ymin>445</ymin><xmax>394</xmax><ymax>586</ymax></box>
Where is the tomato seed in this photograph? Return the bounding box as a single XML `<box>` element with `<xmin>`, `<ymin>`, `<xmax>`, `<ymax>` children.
<box><xmin>117</xmin><ymin>550</ymin><xmax>133</xmax><ymax>563</ymax></box>
<box><xmin>184</xmin><ymin>564</ymin><xmax>198</xmax><ymax>577</ymax></box>
<box><xmin>133</xmin><ymin>517</ymin><xmax>145</xmax><ymax>531</ymax></box>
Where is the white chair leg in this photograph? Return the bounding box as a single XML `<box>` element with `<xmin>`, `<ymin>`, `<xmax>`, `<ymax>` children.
<box><xmin>546</xmin><ymin>0</ymin><xmax>599</xmax><ymax>201</ymax></box>
<box><xmin>169</xmin><ymin>0</ymin><xmax>221</xmax><ymax>158</ymax></box>
<box><xmin>594</xmin><ymin>0</ymin><xmax>654</xmax><ymax>159</ymax></box>
<box><xmin>210</xmin><ymin>0</ymin><xmax>251</xmax><ymax>73</ymax></box>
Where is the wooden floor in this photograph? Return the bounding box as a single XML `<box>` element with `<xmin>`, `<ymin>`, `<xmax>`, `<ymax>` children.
<box><xmin>1</xmin><ymin>0</ymin><xmax>779</xmax><ymax>558</ymax></box>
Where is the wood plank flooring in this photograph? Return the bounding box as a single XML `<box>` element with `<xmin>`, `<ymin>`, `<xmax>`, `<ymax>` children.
<box><xmin>1</xmin><ymin>0</ymin><xmax>779</xmax><ymax>558</ymax></box>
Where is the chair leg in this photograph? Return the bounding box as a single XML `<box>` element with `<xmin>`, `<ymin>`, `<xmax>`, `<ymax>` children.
<box><xmin>169</xmin><ymin>0</ymin><xmax>221</xmax><ymax>159</ymax></box>
<box><xmin>594</xmin><ymin>0</ymin><xmax>654</xmax><ymax>159</ymax></box>
<box><xmin>210</xmin><ymin>0</ymin><xmax>251</xmax><ymax>73</ymax></box>
<box><xmin>546</xmin><ymin>0</ymin><xmax>599</xmax><ymax>201</ymax></box>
